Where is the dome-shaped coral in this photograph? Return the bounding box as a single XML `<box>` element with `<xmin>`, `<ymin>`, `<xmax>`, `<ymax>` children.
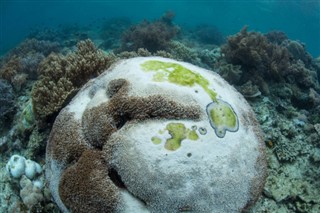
<box><xmin>46</xmin><ymin>57</ymin><xmax>267</xmax><ymax>213</ymax></box>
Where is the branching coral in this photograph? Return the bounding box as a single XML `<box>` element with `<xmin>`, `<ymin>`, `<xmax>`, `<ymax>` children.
<box><xmin>0</xmin><ymin>39</ymin><xmax>59</xmax><ymax>91</ymax></box>
<box><xmin>120</xmin><ymin>12</ymin><xmax>179</xmax><ymax>53</ymax></box>
<box><xmin>32</xmin><ymin>39</ymin><xmax>114</xmax><ymax>124</ymax></box>
<box><xmin>9</xmin><ymin>39</ymin><xmax>60</xmax><ymax>57</ymax></box>
<box><xmin>222</xmin><ymin>26</ymin><xmax>290</xmax><ymax>84</ymax></box>
<box><xmin>0</xmin><ymin>55</ymin><xmax>21</xmax><ymax>83</ymax></box>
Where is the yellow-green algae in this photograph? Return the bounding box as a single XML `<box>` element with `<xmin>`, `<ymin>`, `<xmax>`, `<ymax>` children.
<box><xmin>142</xmin><ymin>60</ymin><xmax>239</xmax><ymax>139</ymax></box>
<box><xmin>151</xmin><ymin>136</ymin><xmax>162</xmax><ymax>145</ymax></box>
<box><xmin>206</xmin><ymin>100</ymin><xmax>239</xmax><ymax>138</ymax></box>
<box><xmin>141</xmin><ymin>60</ymin><xmax>217</xmax><ymax>101</ymax></box>
<box><xmin>165</xmin><ymin>123</ymin><xmax>186</xmax><ymax>151</ymax></box>
<box><xmin>151</xmin><ymin>123</ymin><xmax>199</xmax><ymax>151</ymax></box>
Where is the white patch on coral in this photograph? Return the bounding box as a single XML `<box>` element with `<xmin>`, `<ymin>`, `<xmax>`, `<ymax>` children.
<box><xmin>46</xmin><ymin>57</ymin><xmax>266</xmax><ymax>213</ymax></box>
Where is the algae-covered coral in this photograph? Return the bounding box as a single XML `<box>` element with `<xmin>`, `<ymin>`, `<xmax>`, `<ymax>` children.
<box><xmin>46</xmin><ymin>57</ymin><xmax>266</xmax><ymax>213</ymax></box>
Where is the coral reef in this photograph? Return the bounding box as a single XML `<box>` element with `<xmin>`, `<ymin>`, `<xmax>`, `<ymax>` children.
<box><xmin>265</xmin><ymin>31</ymin><xmax>288</xmax><ymax>45</ymax></box>
<box><xmin>192</xmin><ymin>24</ymin><xmax>225</xmax><ymax>45</ymax></box>
<box><xmin>99</xmin><ymin>17</ymin><xmax>132</xmax><ymax>50</ymax></box>
<box><xmin>237</xmin><ymin>81</ymin><xmax>261</xmax><ymax>98</ymax></box>
<box><xmin>31</xmin><ymin>39</ymin><xmax>113</xmax><ymax>124</ymax></box>
<box><xmin>120</xmin><ymin>12</ymin><xmax>179</xmax><ymax>53</ymax></box>
<box><xmin>46</xmin><ymin>57</ymin><xmax>266</xmax><ymax>212</ymax></box>
<box><xmin>19</xmin><ymin>52</ymin><xmax>45</xmax><ymax>80</ymax></box>
<box><xmin>247</xmin><ymin>95</ymin><xmax>320</xmax><ymax>212</ymax></box>
<box><xmin>4</xmin><ymin>154</ymin><xmax>48</xmax><ymax>211</ymax></box>
<box><xmin>0</xmin><ymin>80</ymin><xmax>16</xmax><ymax>125</ymax></box>
<box><xmin>222</xmin><ymin>26</ymin><xmax>320</xmax><ymax>111</ymax></box>
<box><xmin>216</xmin><ymin>62</ymin><xmax>242</xmax><ymax>85</ymax></box>
<box><xmin>0</xmin><ymin>38</ymin><xmax>60</xmax><ymax>94</ymax></box>
<box><xmin>0</xmin><ymin>55</ymin><xmax>22</xmax><ymax>83</ymax></box>
<box><xmin>19</xmin><ymin>175</ymin><xmax>44</xmax><ymax>209</ymax></box>
<box><xmin>0</xmin><ymin>16</ymin><xmax>319</xmax><ymax>213</ymax></box>
<box><xmin>222</xmin><ymin>26</ymin><xmax>290</xmax><ymax>84</ymax></box>
<box><xmin>8</xmin><ymin>39</ymin><xmax>60</xmax><ymax>58</ymax></box>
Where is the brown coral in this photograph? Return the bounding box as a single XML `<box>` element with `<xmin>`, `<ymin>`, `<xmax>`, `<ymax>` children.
<box><xmin>82</xmin><ymin>79</ymin><xmax>201</xmax><ymax>148</ymax></box>
<box><xmin>120</xmin><ymin>12</ymin><xmax>179</xmax><ymax>53</ymax></box>
<box><xmin>59</xmin><ymin>149</ymin><xmax>120</xmax><ymax>213</ymax></box>
<box><xmin>222</xmin><ymin>26</ymin><xmax>290</xmax><ymax>83</ymax></box>
<box><xmin>0</xmin><ymin>55</ymin><xmax>21</xmax><ymax>82</ymax></box>
<box><xmin>32</xmin><ymin>39</ymin><xmax>113</xmax><ymax>124</ymax></box>
<box><xmin>45</xmin><ymin>57</ymin><xmax>267</xmax><ymax>213</ymax></box>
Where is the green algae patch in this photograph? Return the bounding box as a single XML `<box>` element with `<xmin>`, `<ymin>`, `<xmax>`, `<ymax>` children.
<box><xmin>206</xmin><ymin>100</ymin><xmax>239</xmax><ymax>138</ymax></box>
<box><xmin>152</xmin><ymin>123</ymin><xmax>200</xmax><ymax>151</ymax></box>
<box><xmin>188</xmin><ymin>130</ymin><xmax>199</xmax><ymax>140</ymax></box>
<box><xmin>141</xmin><ymin>60</ymin><xmax>217</xmax><ymax>101</ymax></box>
<box><xmin>165</xmin><ymin>123</ymin><xmax>186</xmax><ymax>151</ymax></box>
<box><xmin>160</xmin><ymin>123</ymin><xmax>199</xmax><ymax>151</ymax></box>
<box><xmin>151</xmin><ymin>136</ymin><xmax>162</xmax><ymax>145</ymax></box>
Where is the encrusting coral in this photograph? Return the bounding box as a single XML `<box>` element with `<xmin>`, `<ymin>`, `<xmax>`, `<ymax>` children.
<box><xmin>31</xmin><ymin>39</ymin><xmax>114</xmax><ymax>124</ymax></box>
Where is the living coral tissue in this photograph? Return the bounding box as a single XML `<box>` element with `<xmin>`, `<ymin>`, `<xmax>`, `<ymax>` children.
<box><xmin>0</xmin><ymin>8</ymin><xmax>320</xmax><ymax>213</ymax></box>
<box><xmin>46</xmin><ymin>57</ymin><xmax>266</xmax><ymax>212</ymax></box>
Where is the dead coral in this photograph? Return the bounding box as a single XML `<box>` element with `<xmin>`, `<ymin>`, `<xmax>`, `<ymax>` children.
<box><xmin>120</xmin><ymin>12</ymin><xmax>179</xmax><ymax>53</ymax></box>
<box><xmin>237</xmin><ymin>81</ymin><xmax>261</xmax><ymax>98</ymax></box>
<box><xmin>32</xmin><ymin>39</ymin><xmax>113</xmax><ymax>124</ymax></box>
<box><xmin>216</xmin><ymin>62</ymin><xmax>242</xmax><ymax>85</ymax></box>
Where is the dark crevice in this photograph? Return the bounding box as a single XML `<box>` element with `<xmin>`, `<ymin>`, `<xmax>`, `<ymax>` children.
<box><xmin>108</xmin><ymin>168</ymin><xmax>126</xmax><ymax>189</ymax></box>
<box><xmin>116</xmin><ymin>114</ymin><xmax>131</xmax><ymax>129</ymax></box>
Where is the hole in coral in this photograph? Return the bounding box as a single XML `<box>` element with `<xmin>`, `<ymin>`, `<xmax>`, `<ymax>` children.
<box><xmin>108</xmin><ymin>168</ymin><xmax>126</xmax><ymax>189</ymax></box>
<box><xmin>116</xmin><ymin>114</ymin><xmax>131</xmax><ymax>129</ymax></box>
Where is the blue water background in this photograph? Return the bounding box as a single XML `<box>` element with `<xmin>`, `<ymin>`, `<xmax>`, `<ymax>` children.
<box><xmin>1</xmin><ymin>0</ymin><xmax>319</xmax><ymax>57</ymax></box>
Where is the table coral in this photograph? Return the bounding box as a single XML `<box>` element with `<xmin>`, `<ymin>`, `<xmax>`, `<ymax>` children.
<box><xmin>46</xmin><ymin>57</ymin><xmax>267</xmax><ymax>213</ymax></box>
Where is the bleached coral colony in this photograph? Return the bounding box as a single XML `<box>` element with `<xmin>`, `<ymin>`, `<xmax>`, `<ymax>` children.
<box><xmin>46</xmin><ymin>57</ymin><xmax>267</xmax><ymax>212</ymax></box>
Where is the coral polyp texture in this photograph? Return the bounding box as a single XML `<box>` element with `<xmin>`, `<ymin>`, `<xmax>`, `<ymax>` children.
<box><xmin>46</xmin><ymin>57</ymin><xmax>267</xmax><ymax>213</ymax></box>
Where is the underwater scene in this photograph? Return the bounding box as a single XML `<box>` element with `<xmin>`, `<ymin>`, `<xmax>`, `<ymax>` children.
<box><xmin>0</xmin><ymin>1</ymin><xmax>320</xmax><ymax>212</ymax></box>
